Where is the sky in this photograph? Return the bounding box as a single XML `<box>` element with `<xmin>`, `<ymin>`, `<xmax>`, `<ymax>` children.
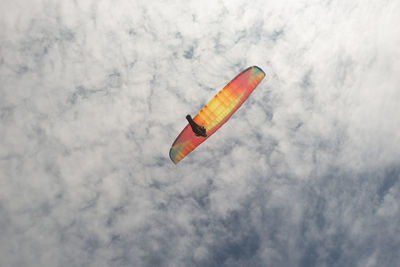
<box><xmin>1</xmin><ymin>0</ymin><xmax>400</xmax><ymax>266</ymax></box>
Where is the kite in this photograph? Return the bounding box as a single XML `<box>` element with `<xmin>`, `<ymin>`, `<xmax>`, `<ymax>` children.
<box><xmin>169</xmin><ymin>66</ymin><xmax>265</xmax><ymax>164</ymax></box>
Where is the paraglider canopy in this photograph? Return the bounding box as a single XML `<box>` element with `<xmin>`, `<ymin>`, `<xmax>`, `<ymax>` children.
<box><xmin>169</xmin><ymin>66</ymin><xmax>265</xmax><ymax>164</ymax></box>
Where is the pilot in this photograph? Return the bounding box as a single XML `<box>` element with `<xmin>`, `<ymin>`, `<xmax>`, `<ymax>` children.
<box><xmin>186</xmin><ymin>115</ymin><xmax>207</xmax><ymax>137</ymax></box>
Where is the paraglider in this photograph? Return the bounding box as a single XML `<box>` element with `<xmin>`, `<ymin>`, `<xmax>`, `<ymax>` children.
<box><xmin>169</xmin><ymin>66</ymin><xmax>265</xmax><ymax>164</ymax></box>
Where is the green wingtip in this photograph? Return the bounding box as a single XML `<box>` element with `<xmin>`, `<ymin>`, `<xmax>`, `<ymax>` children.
<box><xmin>252</xmin><ymin>65</ymin><xmax>265</xmax><ymax>75</ymax></box>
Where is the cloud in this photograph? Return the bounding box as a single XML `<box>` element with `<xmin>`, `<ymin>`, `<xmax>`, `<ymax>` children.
<box><xmin>1</xmin><ymin>0</ymin><xmax>399</xmax><ymax>266</ymax></box>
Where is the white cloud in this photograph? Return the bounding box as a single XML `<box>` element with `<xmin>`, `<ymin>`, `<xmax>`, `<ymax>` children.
<box><xmin>1</xmin><ymin>0</ymin><xmax>400</xmax><ymax>266</ymax></box>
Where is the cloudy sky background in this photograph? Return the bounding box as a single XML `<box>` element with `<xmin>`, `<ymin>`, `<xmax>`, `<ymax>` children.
<box><xmin>1</xmin><ymin>0</ymin><xmax>400</xmax><ymax>266</ymax></box>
